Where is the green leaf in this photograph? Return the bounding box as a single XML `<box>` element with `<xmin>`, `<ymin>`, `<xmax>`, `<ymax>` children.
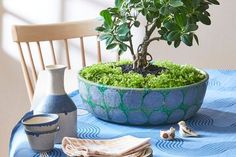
<box><xmin>147</xmin><ymin>6</ymin><xmax>158</xmax><ymax>12</ymax></box>
<box><xmin>175</xmin><ymin>14</ymin><xmax>187</xmax><ymax>27</ymax></box>
<box><xmin>105</xmin><ymin>36</ymin><xmax>114</xmax><ymax>46</ymax></box>
<box><xmin>162</xmin><ymin>31</ymin><xmax>169</xmax><ymax>40</ymax></box>
<box><xmin>95</xmin><ymin>26</ymin><xmax>105</xmax><ymax>32</ymax></box>
<box><xmin>146</xmin><ymin>13</ymin><xmax>154</xmax><ymax>22</ymax></box>
<box><xmin>160</xmin><ymin>6</ymin><xmax>170</xmax><ymax>15</ymax></box>
<box><xmin>198</xmin><ymin>14</ymin><xmax>211</xmax><ymax>25</ymax></box>
<box><xmin>169</xmin><ymin>0</ymin><xmax>184</xmax><ymax>7</ymax></box>
<box><xmin>198</xmin><ymin>4</ymin><xmax>209</xmax><ymax>12</ymax></box>
<box><xmin>115</xmin><ymin>0</ymin><xmax>124</xmax><ymax>8</ymax></box>
<box><xmin>188</xmin><ymin>15</ymin><xmax>198</xmax><ymax>24</ymax></box>
<box><xmin>167</xmin><ymin>31</ymin><xmax>181</xmax><ymax>41</ymax></box>
<box><xmin>100</xmin><ymin>10</ymin><xmax>113</xmax><ymax>27</ymax></box>
<box><xmin>154</xmin><ymin>0</ymin><xmax>161</xmax><ymax>8</ymax></box>
<box><xmin>207</xmin><ymin>0</ymin><xmax>220</xmax><ymax>5</ymax></box>
<box><xmin>106</xmin><ymin>43</ymin><xmax>117</xmax><ymax>49</ymax></box>
<box><xmin>167</xmin><ymin>41</ymin><xmax>172</xmax><ymax>45</ymax></box>
<box><xmin>130</xmin><ymin>0</ymin><xmax>140</xmax><ymax>3</ymax></box>
<box><xmin>117</xmin><ymin>35</ymin><xmax>129</xmax><ymax>41</ymax></box>
<box><xmin>109</xmin><ymin>8</ymin><xmax>119</xmax><ymax>14</ymax></box>
<box><xmin>174</xmin><ymin>40</ymin><xmax>181</xmax><ymax>48</ymax></box>
<box><xmin>117</xmin><ymin>23</ymin><xmax>130</xmax><ymax>35</ymax></box>
<box><xmin>134</xmin><ymin>21</ymin><xmax>140</xmax><ymax>27</ymax></box>
<box><xmin>158</xmin><ymin>27</ymin><xmax>168</xmax><ymax>35</ymax></box>
<box><xmin>192</xmin><ymin>0</ymin><xmax>201</xmax><ymax>8</ymax></box>
<box><xmin>119</xmin><ymin>43</ymin><xmax>127</xmax><ymax>51</ymax></box>
<box><xmin>204</xmin><ymin>11</ymin><xmax>210</xmax><ymax>16</ymax></box>
<box><xmin>156</xmin><ymin>20</ymin><xmax>162</xmax><ymax>28</ymax></box>
<box><xmin>185</xmin><ymin>24</ymin><xmax>198</xmax><ymax>32</ymax></box>
<box><xmin>118</xmin><ymin>50</ymin><xmax>124</xmax><ymax>55</ymax></box>
<box><xmin>164</xmin><ymin>22</ymin><xmax>181</xmax><ymax>31</ymax></box>
<box><xmin>99</xmin><ymin>34</ymin><xmax>112</xmax><ymax>41</ymax></box>
<box><xmin>194</xmin><ymin>34</ymin><xmax>199</xmax><ymax>45</ymax></box>
<box><xmin>181</xmin><ymin>34</ymin><xmax>193</xmax><ymax>46</ymax></box>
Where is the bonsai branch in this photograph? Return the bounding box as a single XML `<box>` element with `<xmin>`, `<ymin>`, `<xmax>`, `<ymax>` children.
<box><xmin>129</xmin><ymin>35</ymin><xmax>136</xmax><ymax>60</ymax></box>
<box><xmin>137</xmin><ymin>21</ymin><xmax>158</xmax><ymax>53</ymax></box>
<box><xmin>133</xmin><ymin>21</ymin><xmax>158</xmax><ymax>68</ymax></box>
<box><xmin>146</xmin><ymin>37</ymin><xmax>161</xmax><ymax>46</ymax></box>
<box><xmin>112</xmin><ymin>34</ymin><xmax>133</xmax><ymax>53</ymax></box>
<box><xmin>147</xmin><ymin>21</ymin><xmax>158</xmax><ymax>37</ymax></box>
<box><xmin>128</xmin><ymin>24</ymin><xmax>136</xmax><ymax>61</ymax></box>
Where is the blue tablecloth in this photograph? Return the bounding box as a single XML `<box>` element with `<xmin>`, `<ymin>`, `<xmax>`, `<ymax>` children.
<box><xmin>10</xmin><ymin>70</ymin><xmax>236</xmax><ymax>157</ymax></box>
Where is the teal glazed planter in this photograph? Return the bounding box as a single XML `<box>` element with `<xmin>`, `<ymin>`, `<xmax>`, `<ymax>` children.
<box><xmin>78</xmin><ymin>69</ymin><xmax>209</xmax><ymax>125</ymax></box>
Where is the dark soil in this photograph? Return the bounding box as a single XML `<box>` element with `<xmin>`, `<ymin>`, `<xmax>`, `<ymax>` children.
<box><xmin>119</xmin><ymin>64</ymin><xmax>167</xmax><ymax>77</ymax></box>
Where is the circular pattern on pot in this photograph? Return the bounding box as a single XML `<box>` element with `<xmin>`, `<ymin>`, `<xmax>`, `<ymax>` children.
<box><xmin>89</xmin><ymin>86</ymin><xmax>103</xmax><ymax>105</ymax></box>
<box><xmin>127</xmin><ymin>110</ymin><xmax>147</xmax><ymax>125</ymax></box>
<box><xmin>104</xmin><ymin>89</ymin><xmax>121</xmax><ymax>108</ymax></box>
<box><xmin>149</xmin><ymin>111</ymin><xmax>168</xmax><ymax>125</ymax></box>
<box><xmin>109</xmin><ymin>109</ymin><xmax>127</xmax><ymax>124</ymax></box>
<box><xmin>123</xmin><ymin>91</ymin><xmax>143</xmax><ymax>110</ymax></box>
<box><xmin>165</xmin><ymin>90</ymin><xmax>183</xmax><ymax>110</ymax></box>
<box><xmin>143</xmin><ymin>92</ymin><xmax>164</xmax><ymax>110</ymax></box>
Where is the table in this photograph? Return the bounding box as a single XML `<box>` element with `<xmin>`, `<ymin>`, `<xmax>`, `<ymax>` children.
<box><xmin>10</xmin><ymin>70</ymin><xmax>236</xmax><ymax>157</ymax></box>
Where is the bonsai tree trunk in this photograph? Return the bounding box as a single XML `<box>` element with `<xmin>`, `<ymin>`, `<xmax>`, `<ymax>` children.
<box><xmin>133</xmin><ymin>22</ymin><xmax>159</xmax><ymax>69</ymax></box>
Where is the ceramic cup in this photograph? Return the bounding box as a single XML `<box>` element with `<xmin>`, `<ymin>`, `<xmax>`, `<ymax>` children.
<box><xmin>22</xmin><ymin>114</ymin><xmax>59</xmax><ymax>132</ymax></box>
<box><xmin>25</xmin><ymin>126</ymin><xmax>60</xmax><ymax>152</ymax></box>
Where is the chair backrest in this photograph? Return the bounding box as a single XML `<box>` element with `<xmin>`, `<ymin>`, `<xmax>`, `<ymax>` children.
<box><xmin>12</xmin><ymin>19</ymin><xmax>106</xmax><ymax>102</ymax></box>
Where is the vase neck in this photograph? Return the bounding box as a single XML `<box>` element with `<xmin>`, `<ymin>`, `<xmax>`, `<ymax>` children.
<box><xmin>46</xmin><ymin>65</ymin><xmax>66</xmax><ymax>95</ymax></box>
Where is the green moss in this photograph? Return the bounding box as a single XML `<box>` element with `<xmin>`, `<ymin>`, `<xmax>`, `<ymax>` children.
<box><xmin>79</xmin><ymin>60</ymin><xmax>206</xmax><ymax>88</ymax></box>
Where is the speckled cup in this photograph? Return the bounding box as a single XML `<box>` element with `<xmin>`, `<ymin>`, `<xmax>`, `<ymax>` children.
<box><xmin>78</xmin><ymin>68</ymin><xmax>209</xmax><ymax>125</ymax></box>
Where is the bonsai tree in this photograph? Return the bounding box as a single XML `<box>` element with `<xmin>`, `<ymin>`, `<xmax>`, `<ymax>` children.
<box><xmin>78</xmin><ymin>0</ymin><xmax>220</xmax><ymax>125</ymax></box>
<box><xmin>96</xmin><ymin>0</ymin><xmax>219</xmax><ymax>69</ymax></box>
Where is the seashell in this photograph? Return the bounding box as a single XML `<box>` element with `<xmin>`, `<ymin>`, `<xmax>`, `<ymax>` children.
<box><xmin>178</xmin><ymin>121</ymin><xmax>198</xmax><ymax>137</ymax></box>
<box><xmin>160</xmin><ymin>127</ymin><xmax>175</xmax><ymax>140</ymax></box>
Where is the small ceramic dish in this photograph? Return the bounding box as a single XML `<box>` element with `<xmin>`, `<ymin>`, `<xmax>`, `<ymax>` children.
<box><xmin>22</xmin><ymin>114</ymin><xmax>59</xmax><ymax>132</ymax></box>
<box><xmin>25</xmin><ymin>126</ymin><xmax>60</xmax><ymax>152</ymax></box>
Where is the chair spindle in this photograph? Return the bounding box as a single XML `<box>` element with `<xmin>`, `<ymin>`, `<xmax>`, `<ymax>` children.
<box><xmin>64</xmin><ymin>39</ymin><xmax>71</xmax><ymax>69</ymax></box>
<box><xmin>17</xmin><ymin>42</ymin><xmax>34</xmax><ymax>102</ymax></box>
<box><xmin>36</xmin><ymin>41</ymin><xmax>45</xmax><ymax>70</ymax></box>
<box><xmin>26</xmin><ymin>42</ymin><xmax>37</xmax><ymax>84</ymax></box>
<box><xmin>97</xmin><ymin>36</ymin><xmax>102</xmax><ymax>63</ymax></box>
<box><xmin>49</xmin><ymin>40</ymin><xmax>57</xmax><ymax>65</ymax></box>
<box><xmin>80</xmin><ymin>37</ymin><xmax>86</xmax><ymax>67</ymax></box>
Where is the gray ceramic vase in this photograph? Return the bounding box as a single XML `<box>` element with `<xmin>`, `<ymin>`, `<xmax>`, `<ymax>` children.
<box><xmin>34</xmin><ymin>65</ymin><xmax>77</xmax><ymax>143</ymax></box>
<box><xmin>78</xmin><ymin>67</ymin><xmax>209</xmax><ymax>125</ymax></box>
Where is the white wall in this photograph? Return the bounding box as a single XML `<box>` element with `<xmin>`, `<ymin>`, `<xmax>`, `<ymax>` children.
<box><xmin>0</xmin><ymin>0</ymin><xmax>235</xmax><ymax>156</ymax></box>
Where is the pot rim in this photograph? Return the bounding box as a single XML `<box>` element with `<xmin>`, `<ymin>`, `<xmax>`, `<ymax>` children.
<box><xmin>22</xmin><ymin>113</ymin><xmax>59</xmax><ymax>126</ymax></box>
<box><xmin>78</xmin><ymin>66</ymin><xmax>209</xmax><ymax>91</ymax></box>
<box><xmin>45</xmin><ymin>64</ymin><xmax>66</xmax><ymax>70</ymax></box>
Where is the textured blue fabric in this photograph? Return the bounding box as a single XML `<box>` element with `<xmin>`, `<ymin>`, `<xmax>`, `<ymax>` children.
<box><xmin>10</xmin><ymin>70</ymin><xmax>236</xmax><ymax>157</ymax></box>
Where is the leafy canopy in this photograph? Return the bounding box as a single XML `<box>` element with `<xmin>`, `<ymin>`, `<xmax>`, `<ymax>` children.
<box><xmin>96</xmin><ymin>0</ymin><xmax>219</xmax><ymax>55</ymax></box>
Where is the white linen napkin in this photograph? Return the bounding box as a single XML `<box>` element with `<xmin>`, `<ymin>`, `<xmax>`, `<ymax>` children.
<box><xmin>62</xmin><ymin>135</ymin><xmax>152</xmax><ymax>157</ymax></box>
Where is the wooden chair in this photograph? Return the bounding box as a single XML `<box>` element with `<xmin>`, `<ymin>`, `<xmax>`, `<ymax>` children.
<box><xmin>12</xmin><ymin>19</ymin><xmax>105</xmax><ymax>102</ymax></box>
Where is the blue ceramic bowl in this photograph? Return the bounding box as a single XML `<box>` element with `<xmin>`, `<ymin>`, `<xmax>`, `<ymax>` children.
<box><xmin>22</xmin><ymin>114</ymin><xmax>59</xmax><ymax>132</ymax></box>
<box><xmin>25</xmin><ymin>126</ymin><xmax>60</xmax><ymax>152</ymax></box>
<box><xmin>78</xmin><ymin>68</ymin><xmax>209</xmax><ymax>125</ymax></box>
